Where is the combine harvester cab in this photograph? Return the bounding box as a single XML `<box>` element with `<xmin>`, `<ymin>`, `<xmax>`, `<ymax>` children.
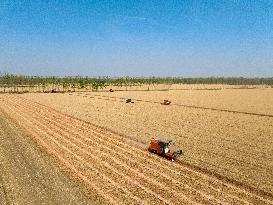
<box><xmin>148</xmin><ymin>138</ymin><xmax>182</xmax><ymax>160</ymax></box>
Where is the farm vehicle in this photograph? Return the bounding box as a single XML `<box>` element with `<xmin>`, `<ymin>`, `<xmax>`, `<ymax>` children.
<box><xmin>148</xmin><ymin>138</ymin><xmax>183</xmax><ymax>160</ymax></box>
<box><xmin>161</xmin><ymin>99</ymin><xmax>171</xmax><ymax>105</ymax></box>
<box><xmin>126</xmin><ymin>98</ymin><xmax>134</xmax><ymax>103</ymax></box>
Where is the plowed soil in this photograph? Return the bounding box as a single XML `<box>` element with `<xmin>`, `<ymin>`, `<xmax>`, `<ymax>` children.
<box><xmin>0</xmin><ymin>94</ymin><xmax>272</xmax><ymax>204</ymax></box>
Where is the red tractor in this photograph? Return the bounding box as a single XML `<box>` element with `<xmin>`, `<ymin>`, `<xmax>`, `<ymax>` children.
<box><xmin>148</xmin><ymin>138</ymin><xmax>183</xmax><ymax>160</ymax></box>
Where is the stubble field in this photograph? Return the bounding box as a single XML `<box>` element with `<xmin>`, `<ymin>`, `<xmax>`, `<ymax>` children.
<box><xmin>0</xmin><ymin>87</ymin><xmax>272</xmax><ymax>204</ymax></box>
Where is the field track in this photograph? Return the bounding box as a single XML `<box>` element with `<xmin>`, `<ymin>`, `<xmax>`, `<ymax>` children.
<box><xmin>0</xmin><ymin>95</ymin><xmax>272</xmax><ymax>205</ymax></box>
<box><xmin>86</xmin><ymin>93</ymin><xmax>273</xmax><ymax>118</ymax></box>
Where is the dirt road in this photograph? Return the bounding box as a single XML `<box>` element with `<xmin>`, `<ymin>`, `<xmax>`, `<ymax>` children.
<box><xmin>0</xmin><ymin>95</ymin><xmax>272</xmax><ymax>204</ymax></box>
<box><xmin>0</xmin><ymin>112</ymin><xmax>98</xmax><ymax>205</ymax></box>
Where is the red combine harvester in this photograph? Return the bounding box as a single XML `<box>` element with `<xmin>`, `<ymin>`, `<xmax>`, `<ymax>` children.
<box><xmin>148</xmin><ymin>138</ymin><xmax>183</xmax><ymax>160</ymax></box>
<box><xmin>161</xmin><ymin>99</ymin><xmax>171</xmax><ymax>105</ymax></box>
<box><xmin>126</xmin><ymin>98</ymin><xmax>134</xmax><ymax>103</ymax></box>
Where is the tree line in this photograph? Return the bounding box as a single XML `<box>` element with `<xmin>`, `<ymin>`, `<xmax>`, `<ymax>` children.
<box><xmin>0</xmin><ymin>73</ymin><xmax>272</xmax><ymax>93</ymax></box>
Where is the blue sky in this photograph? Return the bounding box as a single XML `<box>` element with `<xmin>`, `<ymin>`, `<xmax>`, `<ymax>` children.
<box><xmin>0</xmin><ymin>0</ymin><xmax>272</xmax><ymax>77</ymax></box>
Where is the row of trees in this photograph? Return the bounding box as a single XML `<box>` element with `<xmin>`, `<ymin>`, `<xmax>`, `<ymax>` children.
<box><xmin>0</xmin><ymin>73</ymin><xmax>272</xmax><ymax>93</ymax></box>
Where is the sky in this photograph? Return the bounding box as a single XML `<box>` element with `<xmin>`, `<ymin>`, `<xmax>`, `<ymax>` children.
<box><xmin>0</xmin><ymin>0</ymin><xmax>273</xmax><ymax>77</ymax></box>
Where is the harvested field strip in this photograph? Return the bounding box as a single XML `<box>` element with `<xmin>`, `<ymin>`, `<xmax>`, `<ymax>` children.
<box><xmin>0</xmin><ymin>96</ymin><xmax>272</xmax><ymax>204</ymax></box>
<box><xmin>0</xmin><ymin>115</ymin><xmax>119</xmax><ymax>205</ymax></box>
<box><xmin>82</xmin><ymin>93</ymin><xmax>273</xmax><ymax>118</ymax></box>
<box><xmin>0</xmin><ymin>113</ymin><xmax>121</xmax><ymax>204</ymax></box>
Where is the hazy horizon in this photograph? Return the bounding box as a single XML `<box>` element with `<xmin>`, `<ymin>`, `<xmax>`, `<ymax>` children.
<box><xmin>0</xmin><ymin>1</ymin><xmax>273</xmax><ymax>77</ymax></box>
